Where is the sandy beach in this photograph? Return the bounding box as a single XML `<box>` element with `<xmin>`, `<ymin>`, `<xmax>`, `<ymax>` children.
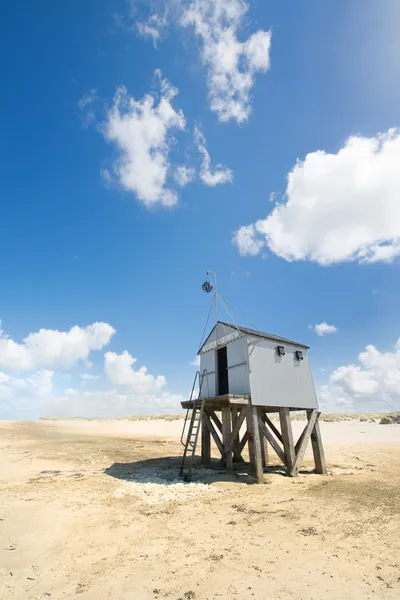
<box><xmin>1</xmin><ymin>417</ymin><xmax>399</xmax><ymax>600</ymax></box>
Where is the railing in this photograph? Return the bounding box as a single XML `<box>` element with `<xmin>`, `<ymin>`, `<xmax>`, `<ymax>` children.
<box><xmin>180</xmin><ymin>369</ymin><xmax>208</xmax><ymax>446</ymax></box>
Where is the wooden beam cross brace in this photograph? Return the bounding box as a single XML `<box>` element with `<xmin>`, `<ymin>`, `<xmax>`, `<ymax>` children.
<box><xmin>290</xmin><ymin>409</ymin><xmax>318</xmax><ymax>477</ymax></box>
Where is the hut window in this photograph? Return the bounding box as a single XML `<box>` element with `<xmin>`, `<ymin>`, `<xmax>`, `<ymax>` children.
<box><xmin>277</xmin><ymin>345</ymin><xmax>285</xmax><ymax>356</ymax></box>
<box><xmin>295</xmin><ymin>350</ymin><xmax>304</xmax><ymax>361</ymax></box>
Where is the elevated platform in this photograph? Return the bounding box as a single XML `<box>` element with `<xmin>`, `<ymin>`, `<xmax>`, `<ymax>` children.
<box><xmin>181</xmin><ymin>394</ymin><xmax>312</xmax><ymax>413</ymax></box>
<box><xmin>180</xmin><ymin>396</ymin><xmax>327</xmax><ymax>482</ymax></box>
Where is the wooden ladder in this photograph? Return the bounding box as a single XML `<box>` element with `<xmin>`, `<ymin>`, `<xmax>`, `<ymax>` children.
<box><xmin>179</xmin><ymin>370</ymin><xmax>208</xmax><ymax>481</ymax></box>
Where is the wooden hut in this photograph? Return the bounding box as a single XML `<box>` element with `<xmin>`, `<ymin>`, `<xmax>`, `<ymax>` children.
<box><xmin>180</xmin><ymin>321</ymin><xmax>326</xmax><ymax>482</ymax></box>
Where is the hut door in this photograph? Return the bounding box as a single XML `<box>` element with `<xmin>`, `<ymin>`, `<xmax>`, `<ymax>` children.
<box><xmin>217</xmin><ymin>346</ymin><xmax>229</xmax><ymax>396</ymax></box>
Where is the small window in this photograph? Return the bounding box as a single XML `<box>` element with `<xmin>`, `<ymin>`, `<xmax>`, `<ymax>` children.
<box><xmin>295</xmin><ymin>350</ymin><xmax>304</xmax><ymax>361</ymax></box>
<box><xmin>277</xmin><ymin>345</ymin><xmax>285</xmax><ymax>356</ymax></box>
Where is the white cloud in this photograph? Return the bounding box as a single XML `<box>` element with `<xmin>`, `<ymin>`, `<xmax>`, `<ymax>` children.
<box><xmin>78</xmin><ymin>89</ymin><xmax>98</xmax><ymax>128</ymax></box>
<box><xmin>0</xmin><ymin>369</ymin><xmax>53</xmax><ymax>407</ymax></box>
<box><xmin>65</xmin><ymin>387</ymin><xmax>78</xmax><ymax>396</ymax></box>
<box><xmin>104</xmin><ymin>350</ymin><xmax>166</xmax><ymax>394</ymax></box>
<box><xmin>233</xmin><ymin>223</ymin><xmax>265</xmax><ymax>257</ymax></box>
<box><xmin>310</xmin><ymin>322</ymin><xmax>338</xmax><ymax>337</ymax></box>
<box><xmin>181</xmin><ymin>0</ymin><xmax>271</xmax><ymax>123</ymax></box>
<box><xmin>103</xmin><ymin>70</ymin><xmax>186</xmax><ymax>208</ymax></box>
<box><xmin>234</xmin><ymin>128</ymin><xmax>400</xmax><ymax>265</ymax></box>
<box><xmin>134</xmin><ymin>1</ymin><xmax>271</xmax><ymax>123</ymax></box>
<box><xmin>80</xmin><ymin>373</ymin><xmax>100</xmax><ymax>381</ymax></box>
<box><xmin>0</xmin><ymin>321</ymin><xmax>115</xmax><ymax>372</ymax></box>
<box><xmin>194</xmin><ymin>126</ymin><xmax>233</xmax><ymax>186</ymax></box>
<box><xmin>319</xmin><ymin>338</ymin><xmax>400</xmax><ymax>413</ymax></box>
<box><xmin>0</xmin><ymin>320</ymin><xmax>185</xmax><ymax>419</ymax></box>
<box><xmin>190</xmin><ymin>356</ymin><xmax>200</xmax><ymax>367</ymax></box>
<box><xmin>42</xmin><ymin>389</ymin><xmax>184</xmax><ymax>418</ymax></box>
<box><xmin>137</xmin><ymin>12</ymin><xmax>168</xmax><ymax>46</ymax></box>
<box><xmin>173</xmin><ymin>165</ymin><xmax>196</xmax><ymax>187</ymax></box>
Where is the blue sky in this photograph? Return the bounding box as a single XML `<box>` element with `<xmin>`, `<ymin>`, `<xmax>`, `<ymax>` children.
<box><xmin>1</xmin><ymin>0</ymin><xmax>400</xmax><ymax>418</ymax></box>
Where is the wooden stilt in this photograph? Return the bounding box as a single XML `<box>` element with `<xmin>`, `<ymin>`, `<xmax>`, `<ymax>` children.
<box><xmin>250</xmin><ymin>406</ymin><xmax>264</xmax><ymax>483</ymax></box>
<box><xmin>222</xmin><ymin>406</ymin><xmax>233</xmax><ymax>469</ymax></box>
<box><xmin>231</xmin><ymin>407</ymin><xmax>241</xmax><ymax>463</ymax></box>
<box><xmin>307</xmin><ymin>409</ymin><xmax>327</xmax><ymax>474</ymax></box>
<box><xmin>259</xmin><ymin>410</ymin><xmax>268</xmax><ymax>467</ymax></box>
<box><xmin>279</xmin><ymin>407</ymin><xmax>295</xmax><ymax>474</ymax></box>
<box><xmin>246</xmin><ymin>406</ymin><xmax>255</xmax><ymax>471</ymax></box>
<box><xmin>201</xmin><ymin>411</ymin><xmax>211</xmax><ymax>466</ymax></box>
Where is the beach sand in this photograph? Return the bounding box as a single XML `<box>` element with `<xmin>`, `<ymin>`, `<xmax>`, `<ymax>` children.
<box><xmin>0</xmin><ymin>417</ymin><xmax>399</xmax><ymax>599</ymax></box>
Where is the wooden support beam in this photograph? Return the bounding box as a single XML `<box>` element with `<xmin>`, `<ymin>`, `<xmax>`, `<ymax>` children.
<box><xmin>207</xmin><ymin>410</ymin><xmax>222</xmax><ymax>434</ymax></box>
<box><xmin>238</xmin><ymin>431</ymin><xmax>248</xmax><ymax>455</ymax></box>
<box><xmin>258</xmin><ymin>416</ymin><xmax>286</xmax><ymax>464</ymax></box>
<box><xmin>222</xmin><ymin>407</ymin><xmax>233</xmax><ymax>470</ymax></box>
<box><xmin>250</xmin><ymin>406</ymin><xmax>264</xmax><ymax>483</ymax></box>
<box><xmin>203</xmin><ymin>411</ymin><xmax>224</xmax><ymax>456</ymax></box>
<box><xmin>221</xmin><ymin>406</ymin><xmax>247</xmax><ymax>463</ymax></box>
<box><xmin>290</xmin><ymin>409</ymin><xmax>318</xmax><ymax>477</ymax></box>
<box><xmin>231</xmin><ymin>407</ymin><xmax>241</xmax><ymax>463</ymax></box>
<box><xmin>279</xmin><ymin>407</ymin><xmax>295</xmax><ymax>474</ymax></box>
<box><xmin>201</xmin><ymin>411</ymin><xmax>211</xmax><ymax>466</ymax></box>
<box><xmin>264</xmin><ymin>415</ymin><xmax>283</xmax><ymax>444</ymax></box>
<box><xmin>307</xmin><ymin>409</ymin><xmax>327</xmax><ymax>475</ymax></box>
<box><xmin>246</xmin><ymin>406</ymin><xmax>255</xmax><ymax>471</ymax></box>
<box><xmin>259</xmin><ymin>410</ymin><xmax>268</xmax><ymax>467</ymax></box>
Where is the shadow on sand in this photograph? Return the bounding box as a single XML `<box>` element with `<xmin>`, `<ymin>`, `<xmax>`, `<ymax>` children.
<box><xmin>104</xmin><ymin>456</ymin><xmax>297</xmax><ymax>485</ymax></box>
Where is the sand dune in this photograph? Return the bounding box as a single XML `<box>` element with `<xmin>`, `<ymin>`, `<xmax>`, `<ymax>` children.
<box><xmin>0</xmin><ymin>417</ymin><xmax>399</xmax><ymax>599</ymax></box>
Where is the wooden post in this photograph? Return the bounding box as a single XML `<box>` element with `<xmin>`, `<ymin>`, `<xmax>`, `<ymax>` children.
<box><xmin>222</xmin><ymin>406</ymin><xmax>233</xmax><ymax>470</ymax></box>
<box><xmin>248</xmin><ymin>406</ymin><xmax>264</xmax><ymax>483</ymax></box>
<box><xmin>259</xmin><ymin>409</ymin><xmax>268</xmax><ymax>467</ymax></box>
<box><xmin>231</xmin><ymin>407</ymin><xmax>241</xmax><ymax>462</ymax></box>
<box><xmin>307</xmin><ymin>409</ymin><xmax>327</xmax><ymax>474</ymax></box>
<box><xmin>201</xmin><ymin>411</ymin><xmax>211</xmax><ymax>466</ymax></box>
<box><xmin>279</xmin><ymin>407</ymin><xmax>295</xmax><ymax>474</ymax></box>
<box><xmin>246</xmin><ymin>406</ymin><xmax>254</xmax><ymax>469</ymax></box>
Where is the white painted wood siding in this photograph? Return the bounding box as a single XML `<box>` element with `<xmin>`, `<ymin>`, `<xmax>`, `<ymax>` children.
<box><xmin>199</xmin><ymin>350</ymin><xmax>216</xmax><ymax>398</ymax></box>
<box><xmin>247</xmin><ymin>337</ymin><xmax>318</xmax><ymax>409</ymax></box>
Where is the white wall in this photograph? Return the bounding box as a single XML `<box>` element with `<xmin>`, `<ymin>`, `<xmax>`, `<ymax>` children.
<box><xmin>227</xmin><ymin>336</ymin><xmax>250</xmax><ymax>395</ymax></box>
<box><xmin>247</xmin><ymin>337</ymin><xmax>318</xmax><ymax>409</ymax></box>
<box><xmin>199</xmin><ymin>350</ymin><xmax>216</xmax><ymax>398</ymax></box>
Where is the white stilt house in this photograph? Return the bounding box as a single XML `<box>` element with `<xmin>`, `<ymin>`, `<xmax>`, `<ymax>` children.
<box><xmin>181</xmin><ymin>319</ymin><xmax>326</xmax><ymax>483</ymax></box>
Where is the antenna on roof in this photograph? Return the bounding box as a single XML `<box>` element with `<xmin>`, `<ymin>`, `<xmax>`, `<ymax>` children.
<box><xmin>198</xmin><ymin>271</ymin><xmax>260</xmax><ymax>353</ymax></box>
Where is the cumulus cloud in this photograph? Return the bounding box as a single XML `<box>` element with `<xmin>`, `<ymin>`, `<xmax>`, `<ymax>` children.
<box><xmin>180</xmin><ymin>0</ymin><xmax>271</xmax><ymax>123</ymax></box>
<box><xmin>0</xmin><ymin>319</ymin><xmax>185</xmax><ymax>419</ymax></box>
<box><xmin>233</xmin><ymin>223</ymin><xmax>265</xmax><ymax>257</ymax></box>
<box><xmin>234</xmin><ymin>128</ymin><xmax>400</xmax><ymax>265</ymax></box>
<box><xmin>133</xmin><ymin>1</ymin><xmax>271</xmax><ymax>124</ymax></box>
<box><xmin>0</xmin><ymin>369</ymin><xmax>53</xmax><ymax>417</ymax></box>
<box><xmin>319</xmin><ymin>338</ymin><xmax>400</xmax><ymax>413</ymax></box>
<box><xmin>0</xmin><ymin>322</ymin><xmax>115</xmax><ymax>372</ymax></box>
<box><xmin>310</xmin><ymin>322</ymin><xmax>338</xmax><ymax>336</ymax></box>
<box><xmin>104</xmin><ymin>350</ymin><xmax>166</xmax><ymax>394</ymax></box>
<box><xmin>103</xmin><ymin>70</ymin><xmax>186</xmax><ymax>208</ymax></box>
<box><xmin>194</xmin><ymin>126</ymin><xmax>233</xmax><ymax>186</ymax></box>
